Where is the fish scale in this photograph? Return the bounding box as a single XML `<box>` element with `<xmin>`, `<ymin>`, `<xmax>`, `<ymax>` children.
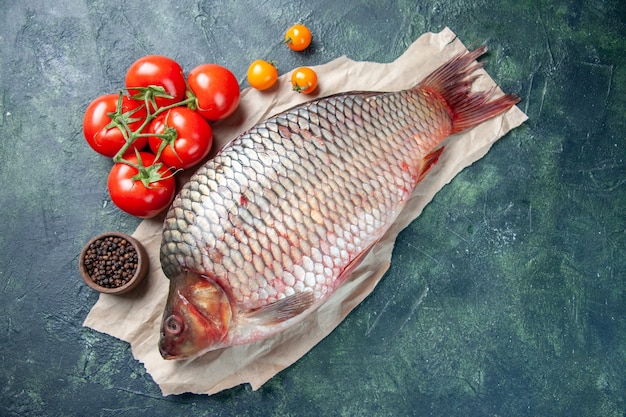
<box><xmin>158</xmin><ymin>47</ymin><xmax>520</xmax><ymax>359</ymax></box>
<box><xmin>162</xmin><ymin>90</ymin><xmax>442</xmax><ymax>304</ymax></box>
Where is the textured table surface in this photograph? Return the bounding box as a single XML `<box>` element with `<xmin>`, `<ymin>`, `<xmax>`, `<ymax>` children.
<box><xmin>1</xmin><ymin>1</ymin><xmax>625</xmax><ymax>416</ymax></box>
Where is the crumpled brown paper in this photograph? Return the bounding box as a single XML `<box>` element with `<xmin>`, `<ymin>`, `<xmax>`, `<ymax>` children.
<box><xmin>83</xmin><ymin>27</ymin><xmax>528</xmax><ymax>396</ymax></box>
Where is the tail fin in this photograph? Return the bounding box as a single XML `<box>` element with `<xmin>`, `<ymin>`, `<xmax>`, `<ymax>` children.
<box><xmin>418</xmin><ymin>46</ymin><xmax>520</xmax><ymax>134</ymax></box>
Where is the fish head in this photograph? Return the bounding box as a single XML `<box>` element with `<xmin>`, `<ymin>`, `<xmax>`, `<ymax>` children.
<box><xmin>159</xmin><ymin>271</ymin><xmax>232</xmax><ymax>360</ymax></box>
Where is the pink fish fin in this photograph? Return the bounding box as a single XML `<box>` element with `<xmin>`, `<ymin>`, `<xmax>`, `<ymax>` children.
<box><xmin>416</xmin><ymin>146</ymin><xmax>445</xmax><ymax>184</ymax></box>
<box><xmin>335</xmin><ymin>241</ymin><xmax>378</xmax><ymax>288</ymax></box>
<box><xmin>243</xmin><ymin>290</ymin><xmax>316</xmax><ymax>324</ymax></box>
<box><xmin>417</xmin><ymin>45</ymin><xmax>521</xmax><ymax>135</ymax></box>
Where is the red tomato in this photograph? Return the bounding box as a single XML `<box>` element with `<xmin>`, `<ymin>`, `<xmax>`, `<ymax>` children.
<box><xmin>148</xmin><ymin>107</ymin><xmax>213</xmax><ymax>170</ymax></box>
<box><xmin>125</xmin><ymin>55</ymin><xmax>187</xmax><ymax>109</ymax></box>
<box><xmin>83</xmin><ymin>94</ymin><xmax>148</xmax><ymax>157</ymax></box>
<box><xmin>107</xmin><ymin>152</ymin><xmax>176</xmax><ymax>218</ymax></box>
<box><xmin>187</xmin><ymin>64</ymin><xmax>240</xmax><ymax>121</ymax></box>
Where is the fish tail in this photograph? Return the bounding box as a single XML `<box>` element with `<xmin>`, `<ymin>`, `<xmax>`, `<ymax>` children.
<box><xmin>418</xmin><ymin>46</ymin><xmax>520</xmax><ymax>134</ymax></box>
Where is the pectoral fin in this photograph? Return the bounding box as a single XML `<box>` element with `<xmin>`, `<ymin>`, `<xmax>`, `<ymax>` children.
<box><xmin>244</xmin><ymin>290</ymin><xmax>316</xmax><ymax>324</ymax></box>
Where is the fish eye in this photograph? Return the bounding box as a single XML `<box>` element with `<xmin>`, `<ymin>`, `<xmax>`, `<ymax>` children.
<box><xmin>164</xmin><ymin>315</ymin><xmax>184</xmax><ymax>336</ymax></box>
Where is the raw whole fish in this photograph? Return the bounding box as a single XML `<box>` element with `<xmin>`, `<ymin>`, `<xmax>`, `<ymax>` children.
<box><xmin>158</xmin><ymin>46</ymin><xmax>520</xmax><ymax>359</ymax></box>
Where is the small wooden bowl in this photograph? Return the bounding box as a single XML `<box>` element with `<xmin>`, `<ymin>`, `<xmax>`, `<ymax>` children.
<box><xmin>79</xmin><ymin>232</ymin><xmax>149</xmax><ymax>295</ymax></box>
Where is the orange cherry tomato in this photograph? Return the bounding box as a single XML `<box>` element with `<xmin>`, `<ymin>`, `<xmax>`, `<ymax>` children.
<box><xmin>291</xmin><ymin>67</ymin><xmax>318</xmax><ymax>94</ymax></box>
<box><xmin>284</xmin><ymin>24</ymin><xmax>312</xmax><ymax>52</ymax></box>
<box><xmin>247</xmin><ymin>60</ymin><xmax>278</xmax><ymax>91</ymax></box>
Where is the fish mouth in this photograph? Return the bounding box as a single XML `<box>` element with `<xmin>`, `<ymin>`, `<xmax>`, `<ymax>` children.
<box><xmin>159</xmin><ymin>334</ymin><xmax>194</xmax><ymax>360</ymax></box>
<box><xmin>159</xmin><ymin>343</ymin><xmax>176</xmax><ymax>360</ymax></box>
<box><xmin>158</xmin><ymin>330</ymin><xmax>181</xmax><ymax>360</ymax></box>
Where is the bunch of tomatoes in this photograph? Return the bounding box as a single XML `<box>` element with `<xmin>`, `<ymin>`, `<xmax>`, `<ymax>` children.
<box><xmin>83</xmin><ymin>56</ymin><xmax>240</xmax><ymax>218</ymax></box>
<box><xmin>83</xmin><ymin>24</ymin><xmax>317</xmax><ymax>219</ymax></box>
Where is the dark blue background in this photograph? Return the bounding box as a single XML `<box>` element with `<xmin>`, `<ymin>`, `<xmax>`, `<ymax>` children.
<box><xmin>1</xmin><ymin>0</ymin><xmax>625</xmax><ymax>415</ymax></box>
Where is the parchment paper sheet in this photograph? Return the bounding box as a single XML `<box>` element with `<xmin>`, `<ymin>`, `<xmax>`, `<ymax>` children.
<box><xmin>83</xmin><ymin>27</ymin><xmax>528</xmax><ymax>396</ymax></box>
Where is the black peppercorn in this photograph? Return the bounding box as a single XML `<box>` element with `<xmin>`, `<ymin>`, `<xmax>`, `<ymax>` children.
<box><xmin>83</xmin><ymin>236</ymin><xmax>138</xmax><ymax>288</ymax></box>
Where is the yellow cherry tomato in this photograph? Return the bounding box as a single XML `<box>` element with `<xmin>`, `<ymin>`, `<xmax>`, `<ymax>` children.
<box><xmin>284</xmin><ymin>24</ymin><xmax>312</xmax><ymax>52</ymax></box>
<box><xmin>247</xmin><ymin>59</ymin><xmax>278</xmax><ymax>91</ymax></box>
<box><xmin>291</xmin><ymin>67</ymin><xmax>318</xmax><ymax>94</ymax></box>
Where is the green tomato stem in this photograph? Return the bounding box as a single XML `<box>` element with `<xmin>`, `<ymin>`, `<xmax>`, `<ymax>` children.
<box><xmin>111</xmin><ymin>88</ymin><xmax>196</xmax><ymax>166</ymax></box>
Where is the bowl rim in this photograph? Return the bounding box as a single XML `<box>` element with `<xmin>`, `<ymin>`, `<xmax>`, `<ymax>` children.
<box><xmin>79</xmin><ymin>231</ymin><xmax>149</xmax><ymax>295</ymax></box>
